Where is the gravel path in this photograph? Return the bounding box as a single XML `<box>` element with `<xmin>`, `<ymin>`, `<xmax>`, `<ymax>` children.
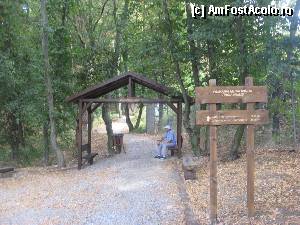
<box><xmin>0</xmin><ymin>134</ymin><xmax>186</xmax><ymax>225</ymax></box>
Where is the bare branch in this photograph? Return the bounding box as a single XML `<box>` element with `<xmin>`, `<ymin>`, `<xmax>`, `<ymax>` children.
<box><xmin>92</xmin><ymin>0</ymin><xmax>109</xmax><ymax>32</ymax></box>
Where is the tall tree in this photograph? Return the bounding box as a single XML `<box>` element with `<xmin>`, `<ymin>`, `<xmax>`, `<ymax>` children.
<box><xmin>287</xmin><ymin>0</ymin><xmax>300</xmax><ymax>149</ymax></box>
<box><xmin>41</xmin><ymin>0</ymin><xmax>65</xmax><ymax>167</ymax></box>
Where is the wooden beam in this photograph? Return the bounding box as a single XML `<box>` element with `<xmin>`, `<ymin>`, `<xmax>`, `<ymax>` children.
<box><xmin>76</xmin><ymin>101</ymin><xmax>93</xmax><ymax>121</ymax></box>
<box><xmin>88</xmin><ymin>106</ymin><xmax>92</xmax><ymax>155</ymax></box>
<box><xmin>128</xmin><ymin>76</ymin><xmax>136</xmax><ymax>97</ymax></box>
<box><xmin>246</xmin><ymin>77</ymin><xmax>255</xmax><ymax>217</ymax></box>
<box><xmin>82</xmin><ymin>102</ymin><xmax>93</xmax><ymax>115</ymax></box>
<box><xmin>166</xmin><ymin>102</ymin><xmax>178</xmax><ymax>114</ymax></box>
<box><xmin>91</xmin><ymin>103</ymin><xmax>102</xmax><ymax>113</ymax></box>
<box><xmin>177</xmin><ymin>102</ymin><xmax>182</xmax><ymax>158</ymax></box>
<box><xmin>82</xmin><ymin>98</ymin><xmax>182</xmax><ymax>104</ymax></box>
<box><xmin>78</xmin><ymin>99</ymin><xmax>83</xmax><ymax>170</ymax></box>
<box><xmin>0</xmin><ymin>167</ymin><xmax>14</xmax><ymax>173</ymax></box>
<box><xmin>209</xmin><ymin>79</ymin><xmax>218</xmax><ymax>224</ymax></box>
<box><xmin>66</xmin><ymin>72</ymin><xmax>189</xmax><ymax>103</ymax></box>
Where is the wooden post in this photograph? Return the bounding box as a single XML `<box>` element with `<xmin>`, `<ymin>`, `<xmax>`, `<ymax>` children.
<box><xmin>75</xmin><ymin>118</ymin><xmax>79</xmax><ymax>155</ymax></box>
<box><xmin>87</xmin><ymin>106</ymin><xmax>92</xmax><ymax>155</ymax></box>
<box><xmin>245</xmin><ymin>77</ymin><xmax>255</xmax><ymax>217</ymax></box>
<box><xmin>209</xmin><ymin>79</ymin><xmax>218</xmax><ymax>224</ymax></box>
<box><xmin>195</xmin><ymin>77</ymin><xmax>268</xmax><ymax>219</ymax></box>
<box><xmin>78</xmin><ymin>99</ymin><xmax>83</xmax><ymax>170</ymax></box>
<box><xmin>128</xmin><ymin>76</ymin><xmax>135</xmax><ymax>97</ymax></box>
<box><xmin>177</xmin><ymin>102</ymin><xmax>182</xmax><ymax>158</ymax></box>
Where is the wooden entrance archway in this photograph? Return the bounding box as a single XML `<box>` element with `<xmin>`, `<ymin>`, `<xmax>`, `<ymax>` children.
<box><xmin>66</xmin><ymin>72</ymin><xmax>188</xmax><ymax>169</ymax></box>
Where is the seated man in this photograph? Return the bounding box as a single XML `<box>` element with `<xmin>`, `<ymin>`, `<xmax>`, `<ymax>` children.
<box><xmin>155</xmin><ymin>125</ymin><xmax>177</xmax><ymax>160</ymax></box>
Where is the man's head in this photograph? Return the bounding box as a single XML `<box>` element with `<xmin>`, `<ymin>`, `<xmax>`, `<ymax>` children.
<box><xmin>164</xmin><ymin>125</ymin><xmax>171</xmax><ymax>130</ymax></box>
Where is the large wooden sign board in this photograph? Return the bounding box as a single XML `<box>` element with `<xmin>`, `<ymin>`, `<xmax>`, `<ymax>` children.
<box><xmin>195</xmin><ymin>77</ymin><xmax>269</xmax><ymax>224</ymax></box>
<box><xmin>196</xmin><ymin>86</ymin><xmax>268</xmax><ymax>104</ymax></box>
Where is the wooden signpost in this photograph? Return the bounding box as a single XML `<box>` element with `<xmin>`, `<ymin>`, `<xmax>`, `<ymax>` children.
<box><xmin>195</xmin><ymin>77</ymin><xmax>269</xmax><ymax>224</ymax></box>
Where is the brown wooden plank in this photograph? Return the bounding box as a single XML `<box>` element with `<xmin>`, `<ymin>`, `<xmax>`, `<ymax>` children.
<box><xmin>91</xmin><ymin>103</ymin><xmax>102</xmax><ymax>113</ymax></box>
<box><xmin>128</xmin><ymin>76</ymin><xmax>136</xmax><ymax>97</ymax></box>
<box><xmin>82</xmin><ymin>98</ymin><xmax>182</xmax><ymax>104</ymax></box>
<box><xmin>196</xmin><ymin>109</ymin><xmax>269</xmax><ymax>126</ymax></box>
<box><xmin>196</xmin><ymin>86</ymin><xmax>268</xmax><ymax>104</ymax></box>
<box><xmin>76</xmin><ymin>102</ymin><xmax>93</xmax><ymax>121</ymax></box>
<box><xmin>166</xmin><ymin>102</ymin><xmax>178</xmax><ymax>114</ymax></box>
<box><xmin>0</xmin><ymin>167</ymin><xmax>14</xmax><ymax>173</ymax></box>
<box><xmin>177</xmin><ymin>103</ymin><xmax>182</xmax><ymax>158</ymax></box>
<box><xmin>78</xmin><ymin>99</ymin><xmax>83</xmax><ymax>170</ymax></box>
<box><xmin>88</xmin><ymin>108</ymin><xmax>92</xmax><ymax>155</ymax></box>
<box><xmin>66</xmin><ymin>72</ymin><xmax>185</xmax><ymax>103</ymax></box>
<box><xmin>246</xmin><ymin>77</ymin><xmax>255</xmax><ymax>217</ymax></box>
<box><xmin>209</xmin><ymin>79</ymin><xmax>218</xmax><ymax>224</ymax></box>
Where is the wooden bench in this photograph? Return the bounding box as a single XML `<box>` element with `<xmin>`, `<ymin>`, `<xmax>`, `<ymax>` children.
<box><xmin>168</xmin><ymin>135</ymin><xmax>183</xmax><ymax>157</ymax></box>
<box><xmin>0</xmin><ymin>167</ymin><xmax>15</xmax><ymax>178</ymax></box>
<box><xmin>0</xmin><ymin>167</ymin><xmax>14</xmax><ymax>173</ymax></box>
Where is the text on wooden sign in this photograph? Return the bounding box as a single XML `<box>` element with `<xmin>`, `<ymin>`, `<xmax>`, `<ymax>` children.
<box><xmin>196</xmin><ymin>110</ymin><xmax>269</xmax><ymax>126</ymax></box>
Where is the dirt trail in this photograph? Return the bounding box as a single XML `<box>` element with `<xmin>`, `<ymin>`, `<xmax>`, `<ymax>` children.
<box><xmin>0</xmin><ymin>132</ymin><xmax>189</xmax><ymax>225</ymax></box>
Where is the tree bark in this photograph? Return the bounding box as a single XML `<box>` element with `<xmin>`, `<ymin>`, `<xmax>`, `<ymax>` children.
<box><xmin>207</xmin><ymin>40</ymin><xmax>218</xmax><ymax>80</ymax></box>
<box><xmin>185</xmin><ymin>1</ymin><xmax>200</xmax><ymax>87</ymax></box>
<box><xmin>8</xmin><ymin>113</ymin><xmax>20</xmax><ymax>161</ymax></box>
<box><xmin>100</xmin><ymin>0</ymin><xmax>129</xmax><ymax>153</ymax></box>
<box><xmin>102</xmin><ymin>103</ymin><xmax>114</xmax><ymax>155</ymax></box>
<box><xmin>41</xmin><ymin>0</ymin><xmax>65</xmax><ymax>167</ymax></box>
<box><xmin>134</xmin><ymin>103</ymin><xmax>144</xmax><ymax>130</ymax></box>
<box><xmin>119</xmin><ymin>0</ymin><xmax>132</xmax><ymax>131</ymax></box>
<box><xmin>287</xmin><ymin>0</ymin><xmax>300</xmax><ymax>149</ymax></box>
<box><xmin>185</xmin><ymin>2</ymin><xmax>208</xmax><ymax>155</ymax></box>
<box><xmin>158</xmin><ymin>102</ymin><xmax>164</xmax><ymax>131</ymax></box>
<box><xmin>146</xmin><ymin>104</ymin><xmax>155</xmax><ymax>134</ymax></box>
<box><xmin>43</xmin><ymin>120</ymin><xmax>50</xmax><ymax>166</ymax></box>
<box><xmin>125</xmin><ymin>104</ymin><xmax>134</xmax><ymax>132</ymax></box>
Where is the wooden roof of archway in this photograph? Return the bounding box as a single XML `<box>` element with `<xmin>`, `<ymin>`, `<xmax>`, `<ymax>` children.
<box><xmin>66</xmin><ymin>72</ymin><xmax>186</xmax><ymax>103</ymax></box>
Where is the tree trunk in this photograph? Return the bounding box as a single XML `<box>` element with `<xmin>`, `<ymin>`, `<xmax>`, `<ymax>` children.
<box><xmin>146</xmin><ymin>104</ymin><xmax>155</xmax><ymax>134</ymax></box>
<box><xmin>185</xmin><ymin>2</ymin><xmax>204</xmax><ymax>155</ymax></box>
<box><xmin>158</xmin><ymin>102</ymin><xmax>164</xmax><ymax>131</ymax></box>
<box><xmin>204</xmin><ymin>126</ymin><xmax>210</xmax><ymax>155</ymax></box>
<box><xmin>185</xmin><ymin>1</ymin><xmax>200</xmax><ymax>87</ymax></box>
<box><xmin>229</xmin><ymin>124</ymin><xmax>245</xmax><ymax>160</ymax></box>
<box><xmin>125</xmin><ymin>104</ymin><xmax>134</xmax><ymax>132</ymax></box>
<box><xmin>99</xmin><ymin>0</ymin><xmax>128</xmax><ymax>153</ymax></box>
<box><xmin>207</xmin><ymin>40</ymin><xmax>218</xmax><ymax>80</ymax></box>
<box><xmin>119</xmin><ymin>0</ymin><xmax>131</xmax><ymax>130</ymax></box>
<box><xmin>102</xmin><ymin>103</ymin><xmax>114</xmax><ymax>155</ymax></box>
<box><xmin>8</xmin><ymin>113</ymin><xmax>20</xmax><ymax>161</ymax></box>
<box><xmin>287</xmin><ymin>0</ymin><xmax>300</xmax><ymax>149</ymax></box>
<box><xmin>41</xmin><ymin>0</ymin><xmax>65</xmax><ymax>167</ymax></box>
<box><xmin>134</xmin><ymin>103</ymin><xmax>144</xmax><ymax>130</ymax></box>
<box><xmin>43</xmin><ymin>121</ymin><xmax>50</xmax><ymax>166</ymax></box>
